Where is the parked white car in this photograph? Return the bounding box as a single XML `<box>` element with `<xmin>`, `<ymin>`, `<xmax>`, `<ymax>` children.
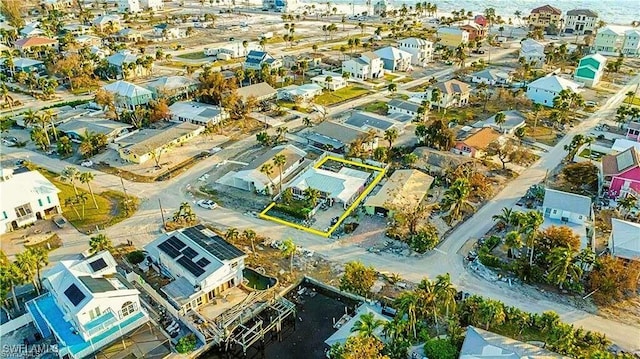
<box><xmin>81</xmin><ymin>160</ymin><xmax>93</xmax><ymax>167</ymax></box>
<box><xmin>196</xmin><ymin>199</ymin><xmax>218</xmax><ymax>209</ymax></box>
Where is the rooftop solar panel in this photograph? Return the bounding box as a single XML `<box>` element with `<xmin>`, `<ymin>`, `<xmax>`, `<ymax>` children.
<box><xmin>158</xmin><ymin>241</ymin><xmax>181</xmax><ymax>258</ymax></box>
<box><xmin>64</xmin><ymin>284</ymin><xmax>86</xmax><ymax>306</ymax></box>
<box><xmin>177</xmin><ymin>256</ymin><xmax>205</xmax><ymax>277</ymax></box>
<box><xmin>182</xmin><ymin>247</ymin><xmax>198</xmax><ymax>259</ymax></box>
<box><xmin>166</xmin><ymin>236</ymin><xmax>187</xmax><ymax>251</ymax></box>
<box><xmin>89</xmin><ymin>258</ymin><xmax>108</xmax><ymax>272</ymax></box>
<box><xmin>182</xmin><ymin>227</ymin><xmax>245</xmax><ymax>261</ymax></box>
<box><xmin>197</xmin><ymin>258</ymin><xmax>211</xmax><ymax>267</ymax></box>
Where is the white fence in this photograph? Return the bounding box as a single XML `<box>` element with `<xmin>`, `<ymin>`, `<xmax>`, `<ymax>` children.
<box><xmin>0</xmin><ymin>313</ymin><xmax>33</xmax><ymax>336</ymax></box>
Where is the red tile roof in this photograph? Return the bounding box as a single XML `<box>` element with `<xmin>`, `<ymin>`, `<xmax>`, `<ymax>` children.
<box><xmin>14</xmin><ymin>37</ymin><xmax>58</xmax><ymax>48</ymax></box>
<box><xmin>531</xmin><ymin>5</ymin><xmax>562</xmax><ymax>15</ymax></box>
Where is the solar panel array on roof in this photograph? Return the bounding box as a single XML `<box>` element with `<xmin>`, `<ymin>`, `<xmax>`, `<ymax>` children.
<box><xmin>182</xmin><ymin>247</ymin><xmax>198</xmax><ymax>259</ymax></box>
<box><xmin>197</xmin><ymin>258</ymin><xmax>211</xmax><ymax>267</ymax></box>
<box><xmin>182</xmin><ymin>227</ymin><xmax>244</xmax><ymax>261</ymax></box>
<box><xmin>89</xmin><ymin>258</ymin><xmax>108</xmax><ymax>272</ymax></box>
<box><xmin>64</xmin><ymin>284</ymin><xmax>86</xmax><ymax>306</ymax></box>
<box><xmin>166</xmin><ymin>236</ymin><xmax>186</xmax><ymax>250</ymax></box>
<box><xmin>158</xmin><ymin>240</ymin><xmax>181</xmax><ymax>258</ymax></box>
<box><xmin>177</xmin><ymin>256</ymin><xmax>205</xmax><ymax>277</ymax></box>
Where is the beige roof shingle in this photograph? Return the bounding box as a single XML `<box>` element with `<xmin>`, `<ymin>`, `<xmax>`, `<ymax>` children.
<box><xmin>459</xmin><ymin>128</ymin><xmax>500</xmax><ymax>150</ymax></box>
<box><xmin>436</xmin><ymin>79</ymin><xmax>470</xmax><ymax>95</ymax></box>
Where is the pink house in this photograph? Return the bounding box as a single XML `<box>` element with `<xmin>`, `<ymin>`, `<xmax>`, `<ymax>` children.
<box><xmin>602</xmin><ymin>147</ymin><xmax>640</xmax><ymax>199</ymax></box>
<box><xmin>474</xmin><ymin>15</ymin><xmax>488</xmax><ymax>27</ymax></box>
<box><xmin>626</xmin><ymin>121</ymin><xmax>640</xmax><ymax>141</ymax></box>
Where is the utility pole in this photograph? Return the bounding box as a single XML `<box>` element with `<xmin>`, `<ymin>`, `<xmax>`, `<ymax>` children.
<box><xmin>158</xmin><ymin>198</ymin><xmax>166</xmax><ymax>227</ymax></box>
<box><xmin>118</xmin><ymin>171</ymin><xmax>129</xmax><ymax>199</ymax></box>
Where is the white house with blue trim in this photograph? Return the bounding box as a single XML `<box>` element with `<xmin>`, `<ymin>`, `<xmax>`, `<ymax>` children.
<box><xmin>525</xmin><ymin>75</ymin><xmax>582</xmax><ymax>107</ymax></box>
<box><xmin>27</xmin><ymin>251</ymin><xmax>148</xmax><ymax>359</ymax></box>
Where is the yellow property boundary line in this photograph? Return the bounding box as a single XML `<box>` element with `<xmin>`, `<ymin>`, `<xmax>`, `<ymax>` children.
<box><xmin>258</xmin><ymin>156</ymin><xmax>386</xmax><ymax>238</ymax></box>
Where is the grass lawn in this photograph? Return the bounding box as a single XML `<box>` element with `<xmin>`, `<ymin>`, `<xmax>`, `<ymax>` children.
<box><xmin>177</xmin><ymin>51</ymin><xmax>208</xmax><ymax>60</ymax></box>
<box><xmin>278</xmin><ymin>101</ymin><xmax>312</xmax><ymax>113</ymax></box>
<box><xmin>358</xmin><ymin>101</ymin><xmax>388</xmax><ymax>115</ymax></box>
<box><xmin>212</xmin><ymin>57</ymin><xmax>243</xmax><ymax>67</ymax></box>
<box><xmin>624</xmin><ymin>96</ymin><xmax>640</xmax><ymax>106</ymax></box>
<box><xmin>526</xmin><ymin>125</ymin><xmax>561</xmax><ymax>146</ymax></box>
<box><xmin>35</xmin><ymin>167</ymin><xmax>138</xmax><ymax>232</ymax></box>
<box><xmin>314</xmin><ymin>86</ymin><xmax>370</xmax><ymax>106</ymax></box>
<box><xmin>384</xmin><ymin>73</ymin><xmax>399</xmax><ymax>81</ymax></box>
<box><xmin>578</xmin><ymin>148</ymin><xmax>606</xmax><ymax>161</ymax></box>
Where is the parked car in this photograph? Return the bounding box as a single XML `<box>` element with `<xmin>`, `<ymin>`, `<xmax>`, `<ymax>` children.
<box><xmin>53</xmin><ymin>215</ymin><xmax>67</xmax><ymax>228</ymax></box>
<box><xmin>209</xmin><ymin>147</ymin><xmax>222</xmax><ymax>154</ymax></box>
<box><xmin>15</xmin><ymin>159</ymin><xmax>26</xmax><ymax>167</ymax></box>
<box><xmin>196</xmin><ymin>199</ymin><xmax>218</xmax><ymax>209</ymax></box>
<box><xmin>80</xmin><ymin>160</ymin><xmax>93</xmax><ymax>167</ymax></box>
<box><xmin>472</xmin><ymin>49</ymin><xmax>485</xmax><ymax>54</ymax></box>
<box><xmin>585</xmin><ymin>101</ymin><xmax>597</xmax><ymax>107</ymax></box>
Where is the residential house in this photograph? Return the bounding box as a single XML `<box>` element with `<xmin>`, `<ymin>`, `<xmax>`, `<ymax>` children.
<box><xmin>236</xmin><ymin>82</ymin><xmax>277</xmax><ymax>103</ymax></box>
<box><xmin>144</xmin><ymin>75</ymin><xmax>199</xmax><ymax>100</ymax></box>
<box><xmin>57</xmin><ymin>118</ymin><xmax>132</xmax><ymax>143</ymax></box>
<box><xmin>103</xmin><ymin>80</ymin><xmax>153</xmax><ymax>110</ymax></box>
<box><xmin>41</xmin><ymin>0</ymin><xmax>73</xmax><ymax>10</ymax></box>
<box><xmin>243</xmin><ymin>50</ymin><xmax>282</xmax><ymax>71</ymax></box>
<box><xmin>528</xmin><ymin>4</ymin><xmax>563</xmax><ymax>33</ymax></box>
<box><xmin>305</xmin><ymin>121</ymin><xmax>378</xmax><ymax>154</ymax></box>
<box><xmin>0</xmin><ymin>57</ymin><xmax>45</xmax><ymax>76</ymax></box>
<box><xmin>626</xmin><ymin>122</ymin><xmax>640</xmax><ymax>142</ymax></box>
<box><xmin>106</xmin><ymin>51</ymin><xmax>146</xmax><ymax>78</ymax></box>
<box><xmin>474</xmin><ymin>15</ymin><xmax>488</xmax><ymax>27</ymax></box>
<box><xmin>19</xmin><ymin>23</ymin><xmax>44</xmax><ymax>38</ymax></box>
<box><xmin>282</xmin><ymin>54</ymin><xmax>322</xmax><ymax>69</ymax></box>
<box><xmin>602</xmin><ymin>147</ymin><xmax>640</xmax><ymax>199</ymax></box>
<box><xmin>453</xmin><ymin>127</ymin><xmax>501</xmax><ymax>158</ymax></box>
<box><xmin>412</xmin><ymin>147</ymin><xmax>473</xmax><ymax>175</ymax></box>
<box><xmin>437</xmin><ymin>27</ymin><xmax>469</xmax><ymax>47</ymax></box>
<box><xmin>342</xmin><ymin>52</ymin><xmax>384</xmax><ymax>80</ymax></box>
<box><xmin>140</xmin><ymin>0</ymin><xmax>163</xmax><ymax>11</ymax></box>
<box><xmin>397</xmin><ymin>37</ymin><xmax>433</xmax><ymax>66</ymax></box>
<box><xmin>0</xmin><ymin>168</ymin><xmax>61</xmax><ymax>234</ymax></box>
<box><xmin>542</xmin><ymin>188</ymin><xmax>594</xmax><ymax>249</ymax></box>
<box><xmin>262</xmin><ymin>0</ymin><xmax>292</xmax><ymax>12</ymax></box>
<box><xmin>92</xmin><ymin>14</ymin><xmax>121</xmax><ymax>32</ymax></box>
<box><xmin>609</xmin><ymin>219</ymin><xmax>640</xmax><ymax>261</ymax></box>
<box><xmin>118</xmin><ymin>0</ymin><xmax>141</xmax><ymax>13</ymax></box>
<box><xmin>594</xmin><ymin>25</ymin><xmax>640</xmax><ymax>56</ymax></box>
<box><xmin>460</xmin><ymin>23</ymin><xmax>487</xmax><ymax>41</ymax></box>
<box><xmin>26</xmin><ymin>251</ymin><xmax>148</xmax><ymax>359</ymax></box>
<box><xmin>153</xmin><ymin>23</ymin><xmax>183</xmax><ymax>39</ymax></box>
<box><xmin>475</xmin><ymin>110</ymin><xmax>526</xmax><ymax>135</ymax></box>
<box><xmin>277</xmin><ymin>84</ymin><xmax>323</xmax><ymax>102</ymax></box>
<box><xmin>470</xmin><ymin>68</ymin><xmax>512</xmax><ymax>86</ymax></box>
<box><xmin>564</xmin><ymin>9</ymin><xmax>598</xmax><ymax>35</ymax></box>
<box><xmin>387</xmin><ymin>99</ymin><xmax>420</xmax><ymax>118</ymax></box>
<box><xmin>75</xmin><ymin>35</ymin><xmax>103</xmax><ymax>48</ymax></box>
<box><xmin>144</xmin><ymin>225</ymin><xmax>246</xmax><ymax>315</ymax></box>
<box><xmin>373</xmin><ymin>46</ymin><xmax>412</xmax><ymax>72</ymax></box>
<box><xmin>62</xmin><ymin>24</ymin><xmax>91</xmax><ymax>36</ymax></box>
<box><xmin>112</xmin><ymin>28</ymin><xmax>143</xmax><ymax>43</ymax></box>
<box><xmin>169</xmin><ymin>101</ymin><xmax>229</xmax><ymax>126</ymax></box>
<box><xmin>311</xmin><ymin>74</ymin><xmax>347</xmax><ymax>91</ymax></box>
<box><xmin>574</xmin><ymin>53</ymin><xmax>607</xmax><ymax>87</ymax></box>
<box><xmin>526</xmin><ymin>75</ymin><xmax>582</xmax><ymax>107</ymax></box>
<box><xmin>428</xmin><ymin>79</ymin><xmax>471</xmax><ymax>109</ymax></box>
<box><xmin>14</xmin><ymin>36</ymin><xmax>59</xmax><ymax>56</ymax></box>
<box><xmin>344</xmin><ymin>112</ymin><xmax>398</xmax><ymax>135</ymax></box>
<box><xmin>460</xmin><ymin>326</ymin><xmax>568</xmax><ymax>358</ymax></box>
<box><xmin>325</xmin><ymin>304</ymin><xmax>390</xmax><ymax>347</ymax></box>
<box><xmin>223</xmin><ymin>144</ymin><xmax>307</xmax><ymax>194</ymax></box>
<box><xmin>117</xmin><ymin>122</ymin><xmax>204</xmax><ymax>164</ymax></box>
<box><xmin>205</xmin><ymin>41</ymin><xmax>260</xmax><ymax>59</ymax></box>
<box><xmin>287</xmin><ymin>166</ymin><xmax>372</xmax><ymax>209</ymax></box>
<box><xmin>520</xmin><ymin>38</ymin><xmax>546</xmax><ymax>67</ymax></box>
<box><xmin>364</xmin><ymin>169</ymin><xmax>433</xmax><ymax>217</ymax></box>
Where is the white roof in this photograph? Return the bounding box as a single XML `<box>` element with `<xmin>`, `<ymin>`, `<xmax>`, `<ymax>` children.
<box><xmin>288</xmin><ymin>167</ymin><xmax>369</xmax><ymax>204</ymax></box>
<box><xmin>103</xmin><ymin>80</ymin><xmax>152</xmax><ymax>98</ymax></box>
<box><xmin>528</xmin><ymin>75</ymin><xmax>582</xmax><ymax>93</ymax></box>
<box><xmin>144</xmin><ymin>76</ymin><xmax>199</xmax><ymax>91</ymax></box>
<box><xmin>398</xmin><ymin>37</ymin><xmax>432</xmax><ymax>46</ymax></box>
<box><xmin>599</xmin><ymin>25</ymin><xmax>632</xmax><ymax>36</ymax></box>
<box><xmin>106</xmin><ymin>51</ymin><xmax>137</xmax><ymax>67</ymax></box>
<box><xmin>520</xmin><ymin>39</ymin><xmax>545</xmax><ymax>54</ymax></box>
<box><xmin>234</xmin><ymin>144</ymin><xmax>307</xmax><ymax>190</ymax></box>
<box><xmin>612</xmin><ymin>138</ymin><xmax>640</xmax><ymax>153</ymax></box>
<box><xmin>324</xmin><ymin>304</ymin><xmax>389</xmax><ymax>347</ymax></box>
<box><xmin>479</xmin><ymin>110</ymin><xmax>526</xmax><ymax>130</ymax></box>
<box><xmin>93</xmin><ymin>14</ymin><xmax>120</xmax><ymax>26</ymax></box>
<box><xmin>0</xmin><ymin>169</ymin><xmax>60</xmax><ymax>212</ymax></box>
<box><xmin>472</xmin><ymin>68</ymin><xmax>511</xmax><ymax>81</ymax></box>
<box><xmin>581</xmin><ymin>53</ymin><xmax>607</xmax><ymax>64</ymax></box>
<box><xmin>373</xmin><ymin>46</ymin><xmax>412</xmax><ymax>61</ymax></box>
<box><xmin>610</xmin><ymin>219</ymin><xmax>640</xmax><ymax>261</ymax></box>
<box><xmin>168</xmin><ymin>101</ymin><xmax>225</xmax><ymax>123</ymax></box>
<box><xmin>543</xmin><ymin>188</ymin><xmax>592</xmax><ymax>218</ymax></box>
<box><xmin>44</xmin><ymin>251</ymin><xmax>136</xmax><ymax>316</ymax></box>
<box><xmin>279</xmin><ymin>83</ymin><xmax>323</xmax><ymax>96</ymax></box>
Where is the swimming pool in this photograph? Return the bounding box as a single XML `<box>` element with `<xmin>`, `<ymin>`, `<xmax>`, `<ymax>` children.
<box><xmin>242</xmin><ymin>268</ymin><xmax>277</xmax><ymax>291</ymax></box>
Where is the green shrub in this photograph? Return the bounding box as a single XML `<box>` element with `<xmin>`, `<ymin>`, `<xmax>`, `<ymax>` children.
<box><xmin>424</xmin><ymin>338</ymin><xmax>457</xmax><ymax>359</ymax></box>
<box><xmin>273</xmin><ymin>203</ymin><xmax>311</xmax><ymax>219</ymax></box>
<box><xmin>126</xmin><ymin>250</ymin><xmax>145</xmax><ymax>265</ymax></box>
<box><xmin>478</xmin><ymin>248</ymin><xmax>503</xmax><ymax>268</ymax></box>
<box><xmin>175</xmin><ymin>334</ymin><xmax>197</xmax><ymax>353</ymax></box>
<box><xmin>484</xmin><ymin>235</ymin><xmax>501</xmax><ymax>251</ymax></box>
<box><xmin>408</xmin><ymin>226</ymin><xmax>439</xmax><ymax>253</ymax></box>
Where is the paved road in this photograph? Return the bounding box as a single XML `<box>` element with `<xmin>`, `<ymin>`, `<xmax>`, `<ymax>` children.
<box><xmin>2</xmin><ymin>63</ymin><xmax>639</xmax><ymax>351</ymax></box>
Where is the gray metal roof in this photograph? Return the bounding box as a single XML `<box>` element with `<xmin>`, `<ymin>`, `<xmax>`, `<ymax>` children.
<box><xmin>345</xmin><ymin>111</ymin><xmax>395</xmax><ymax>131</ymax></box>
<box><xmin>388</xmin><ymin>99</ymin><xmax>421</xmax><ymax>114</ymax></box>
<box><xmin>310</xmin><ymin>121</ymin><xmax>365</xmax><ymax>145</ymax></box>
<box><xmin>543</xmin><ymin>189</ymin><xmax>592</xmax><ymax>217</ymax></box>
<box><xmin>460</xmin><ymin>326</ymin><xmax>568</xmax><ymax>358</ymax></box>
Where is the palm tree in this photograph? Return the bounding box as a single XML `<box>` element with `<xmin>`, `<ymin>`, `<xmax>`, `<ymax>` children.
<box><xmin>547</xmin><ymin>247</ymin><xmax>582</xmax><ymax>289</ymax></box>
<box><xmin>273</xmin><ymin>154</ymin><xmax>287</xmax><ymax>196</ymax></box>
<box><xmin>396</xmin><ymin>291</ymin><xmax>419</xmax><ymax>339</ymax></box>
<box><xmin>477</xmin><ymin>300</ymin><xmax>505</xmax><ymax>330</ymax></box>
<box><xmin>522</xmin><ymin>210</ymin><xmax>544</xmax><ymax>266</ymax></box>
<box><xmin>303</xmin><ymin>188</ymin><xmax>321</xmax><ymax>207</ymax></box>
<box><xmin>384</xmin><ymin>128</ymin><xmax>399</xmax><ymax>149</ymax></box>
<box><xmin>626</xmin><ymin>90</ymin><xmax>636</xmax><ymax>104</ymax></box>
<box><xmin>435</xmin><ymin>273</ymin><xmax>457</xmax><ymax>318</ymax></box>
<box><xmin>441</xmin><ymin>178</ymin><xmax>475</xmax><ymax>224</ymax></box>
<box><xmin>79</xmin><ymin>172</ymin><xmax>98</xmax><ymax>209</ymax></box>
<box><xmin>61</xmin><ymin>166</ymin><xmax>80</xmax><ymax>196</ymax></box>
<box><xmin>492</xmin><ymin>207</ymin><xmax>514</xmax><ymax>231</ymax></box>
<box><xmin>493</xmin><ymin>112</ymin><xmax>506</xmax><ymax>132</ymax></box>
<box><xmin>89</xmin><ymin>233</ymin><xmax>113</xmax><ymax>254</ymax></box>
<box><xmin>28</xmin><ymin>247</ymin><xmax>48</xmax><ymax>291</ymax></box>
<box><xmin>476</xmin><ymin>82</ymin><xmax>489</xmax><ymax>112</ymax></box>
<box><xmin>504</xmin><ymin>230</ymin><xmax>522</xmax><ymax>258</ymax></box>
<box><xmin>430</xmin><ymin>88</ymin><xmax>442</xmax><ymax>111</ymax></box>
<box><xmin>0</xmin><ymin>259</ymin><xmax>24</xmax><ymax>310</ymax></box>
<box><xmin>259</xmin><ymin>163</ymin><xmax>276</xmax><ymax>195</ymax></box>
<box><xmin>0</xmin><ymin>84</ymin><xmax>15</xmax><ymax>116</ymax></box>
<box><xmin>65</xmin><ymin>197</ymin><xmax>80</xmax><ymax>219</ymax></box>
<box><xmin>15</xmin><ymin>251</ymin><xmax>40</xmax><ymax>295</ymax></box>
<box><xmin>351</xmin><ymin>312</ymin><xmax>384</xmax><ymax>338</ymax></box>
<box><xmin>77</xmin><ymin>193</ymin><xmax>89</xmax><ymax>219</ymax></box>
<box><xmin>41</xmin><ymin>109</ymin><xmax>58</xmax><ymax>141</ymax></box>
<box><xmin>242</xmin><ymin>229</ymin><xmax>257</xmax><ymax>255</ymax></box>
<box><xmin>225</xmin><ymin>227</ymin><xmax>240</xmax><ymax>243</ymax></box>
<box><xmin>281</xmin><ymin>238</ymin><xmax>296</xmax><ymax>273</ymax></box>
<box><xmin>617</xmin><ymin>195</ymin><xmax>637</xmax><ymax>219</ymax></box>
